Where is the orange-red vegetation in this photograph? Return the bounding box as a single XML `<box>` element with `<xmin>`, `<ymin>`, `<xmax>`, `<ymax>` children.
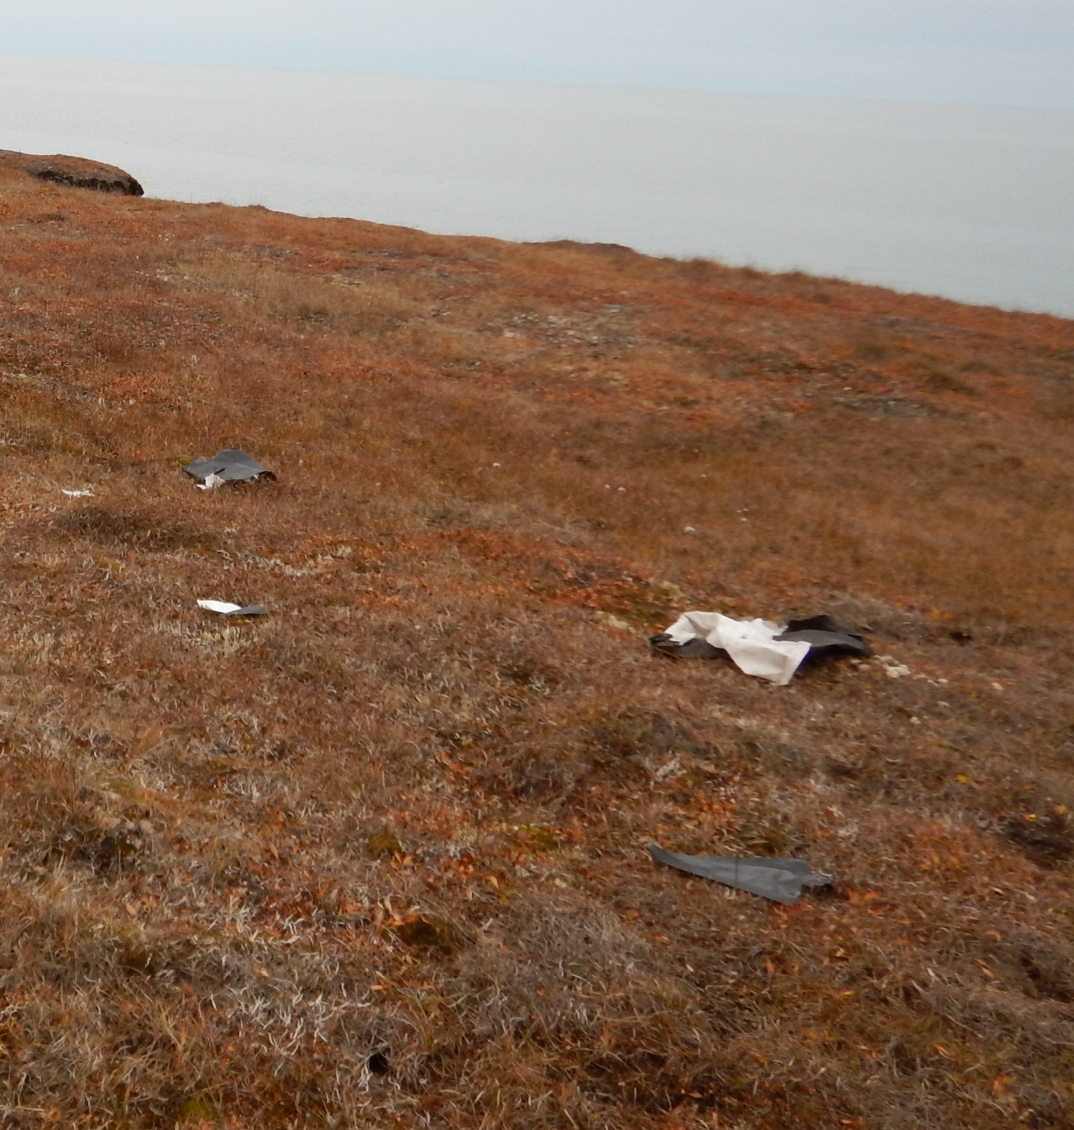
<box><xmin>1</xmin><ymin>164</ymin><xmax>1074</xmax><ymax>1128</ymax></box>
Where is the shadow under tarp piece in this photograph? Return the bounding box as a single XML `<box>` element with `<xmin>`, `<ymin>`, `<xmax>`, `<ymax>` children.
<box><xmin>649</xmin><ymin>844</ymin><xmax>832</xmax><ymax>904</ymax></box>
<box><xmin>183</xmin><ymin>449</ymin><xmax>276</xmax><ymax>487</ymax></box>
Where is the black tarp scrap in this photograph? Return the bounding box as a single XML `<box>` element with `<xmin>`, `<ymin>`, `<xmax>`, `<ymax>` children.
<box><xmin>649</xmin><ymin>844</ymin><xmax>833</xmax><ymax>904</ymax></box>
<box><xmin>776</xmin><ymin>614</ymin><xmax>873</xmax><ymax>660</ymax></box>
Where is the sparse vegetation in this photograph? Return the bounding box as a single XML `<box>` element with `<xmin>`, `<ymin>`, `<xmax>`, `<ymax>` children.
<box><xmin>2</xmin><ymin>165</ymin><xmax>1074</xmax><ymax>1128</ymax></box>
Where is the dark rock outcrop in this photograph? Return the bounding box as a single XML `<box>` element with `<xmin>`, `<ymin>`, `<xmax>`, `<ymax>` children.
<box><xmin>0</xmin><ymin>149</ymin><xmax>143</xmax><ymax>195</ymax></box>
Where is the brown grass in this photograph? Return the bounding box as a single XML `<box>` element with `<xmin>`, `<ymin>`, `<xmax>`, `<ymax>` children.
<box><xmin>1</xmin><ymin>164</ymin><xmax>1074</xmax><ymax>1128</ymax></box>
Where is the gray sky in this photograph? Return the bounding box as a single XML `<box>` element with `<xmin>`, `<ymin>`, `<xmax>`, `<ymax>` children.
<box><xmin>6</xmin><ymin>0</ymin><xmax>1074</xmax><ymax>107</ymax></box>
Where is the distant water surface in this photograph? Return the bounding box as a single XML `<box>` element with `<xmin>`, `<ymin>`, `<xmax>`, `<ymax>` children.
<box><xmin>2</xmin><ymin>55</ymin><xmax>1072</xmax><ymax>318</ymax></box>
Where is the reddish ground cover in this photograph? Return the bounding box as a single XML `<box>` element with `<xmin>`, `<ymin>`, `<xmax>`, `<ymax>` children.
<box><xmin>1</xmin><ymin>166</ymin><xmax>1074</xmax><ymax>1128</ymax></box>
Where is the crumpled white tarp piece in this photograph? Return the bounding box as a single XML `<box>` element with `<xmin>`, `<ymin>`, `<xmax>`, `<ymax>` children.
<box><xmin>662</xmin><ymin>611</ymin><xmax>812</xmax><ymax>686</ymax></box>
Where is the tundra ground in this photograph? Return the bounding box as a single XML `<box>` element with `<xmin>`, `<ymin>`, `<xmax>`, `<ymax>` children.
<box><xmin>2</xmin><ymin>167</ymin><xmax>1074</xmax><ymax>1128</ymax></box>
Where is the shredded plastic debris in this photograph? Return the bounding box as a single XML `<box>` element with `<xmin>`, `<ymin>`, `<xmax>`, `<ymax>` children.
<box><xmin>197</xmin><ymin>599</ymin><xmax>269</xmax><ymax>617</ymax></box>
<box><xmin>649</xmin><ymin>844</ymin><xmax>833</xmax><ymax>904</ymax></box>
<box><xmin>183</xmin><ymin>449</ymin><xmax>275</xmax><ymax>487</ymax></box>
<box><xmin>650</xmin><ymin>611</ymin><xmax>870</xmax><ymax>685</ymax></box>
<box><xmin>61</xmin><ymin>488</ymin><xmax>94</xmax><ymax>497</ymax></box>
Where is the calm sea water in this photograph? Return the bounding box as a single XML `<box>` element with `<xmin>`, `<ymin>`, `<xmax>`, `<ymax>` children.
<box><xmin>2</xmin><ymin>54</ymin><xmax>1073</xmax><ymax>318</ymax></box>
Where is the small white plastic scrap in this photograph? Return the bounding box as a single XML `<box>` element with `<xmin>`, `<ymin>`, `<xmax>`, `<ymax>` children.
<box><xmin>62</xmin><ymin>488</ymin><xmax>94</xmax><ymax>497</ymax></box>
<box><xmin>198</xmin><ymin>599</ymin><xmax>243</xmax><ymax>614</ymax></box>
<box><xmin>196</xmin><ymin>472</ymin><xmax>225</xmax><ymax>491</ymax></box>
<box><xmin>197</xmin><ymin>599</ymin><xmax>268</xmax><ymax>617</ymax></box>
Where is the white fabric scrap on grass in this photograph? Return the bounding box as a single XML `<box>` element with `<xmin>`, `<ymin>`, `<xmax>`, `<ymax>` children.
<box><xmin>662</xmin><ymin>611</ymin><xmax>811</xmax><ymax>686</ymax></box>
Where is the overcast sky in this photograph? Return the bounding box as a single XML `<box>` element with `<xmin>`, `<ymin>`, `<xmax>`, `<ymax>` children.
<box><xmin>5</xmin><ymin>0</ymin><xmax>1074</xmax><ymax>108</ymax></box>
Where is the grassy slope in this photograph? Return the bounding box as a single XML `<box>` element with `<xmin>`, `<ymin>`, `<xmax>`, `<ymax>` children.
<box><xmin>2</xmin><ymin>166</ymin><xmax>1074</xmax><ymax>1129</ymax></box>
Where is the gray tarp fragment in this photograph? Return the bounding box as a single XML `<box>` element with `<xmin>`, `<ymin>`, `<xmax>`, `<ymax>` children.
<box><xmin>183</xmin><ymin>449</ymin><xmax>276</xmax><ymax>486</ymax></box>
<box><xmin>648</xmin><ymin>844</ymin><xmax>832</xmax><ymax>904</ymax></box>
